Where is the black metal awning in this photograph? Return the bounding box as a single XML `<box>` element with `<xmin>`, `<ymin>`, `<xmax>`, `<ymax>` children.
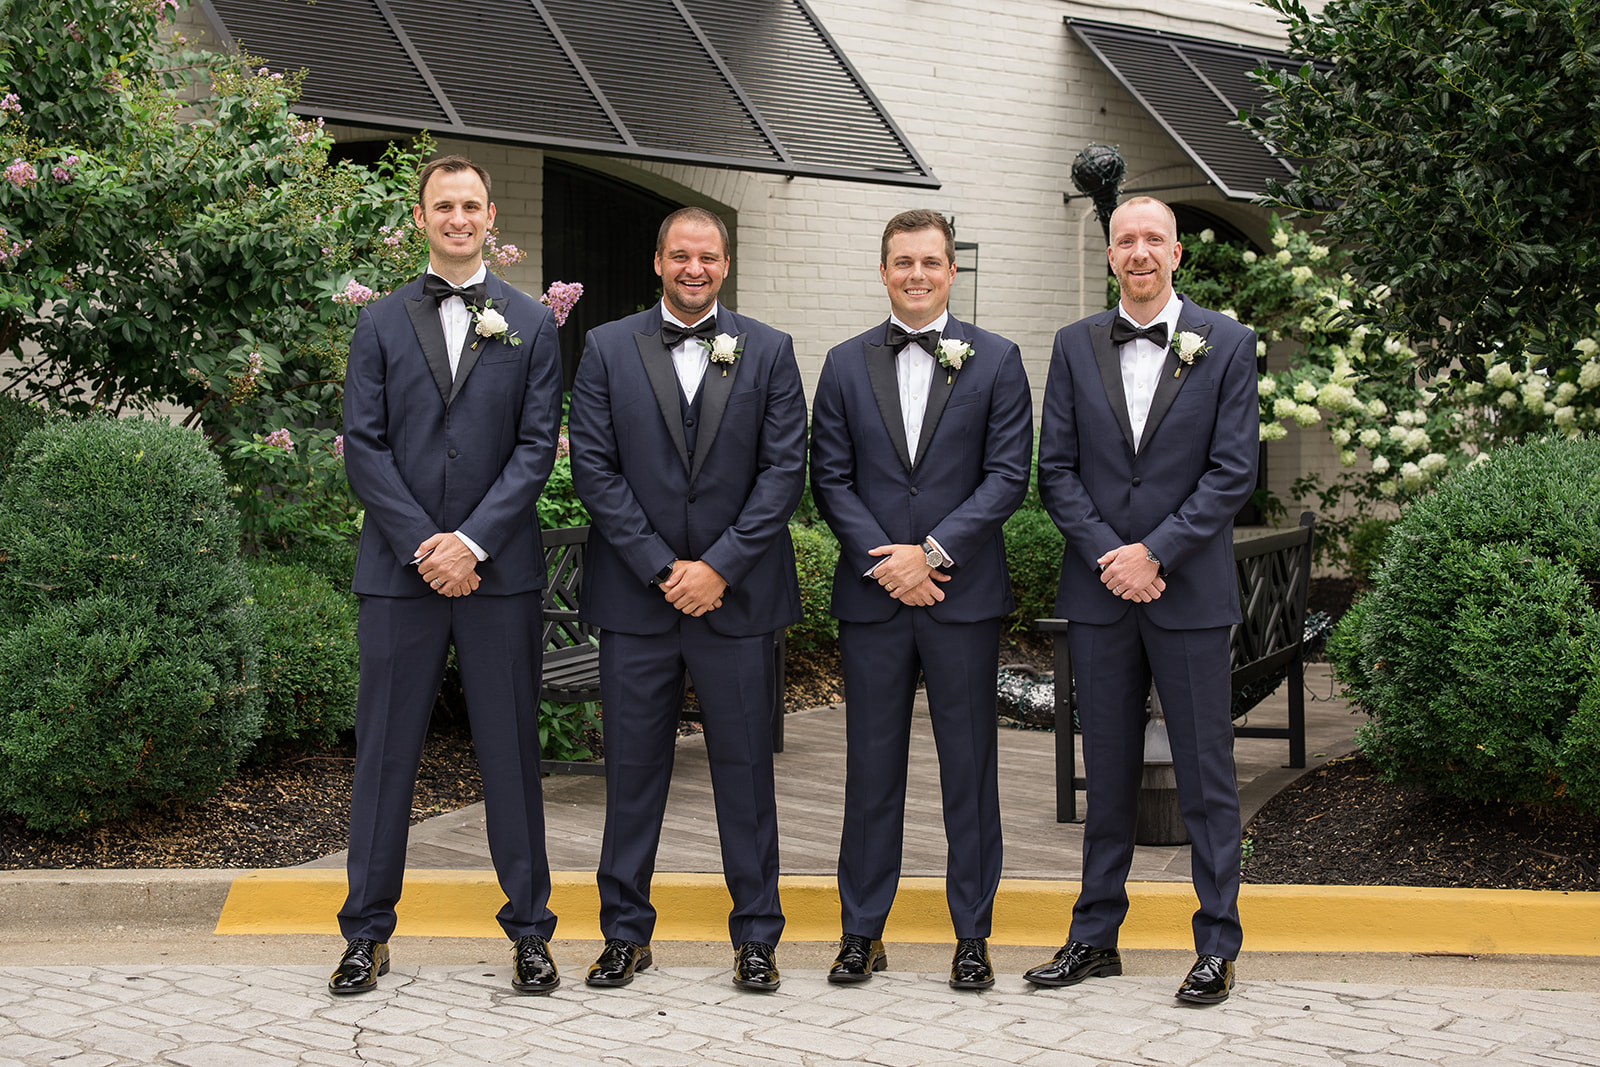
<box><xmin>199</xmin><ymin>0</ymin><xmax>938</xmax><ymax>188</ymax></box>
<box><xmin>1066</xmin><ymin>17</ymin><xmax>1307</xmax><ymax>200</ymax></box>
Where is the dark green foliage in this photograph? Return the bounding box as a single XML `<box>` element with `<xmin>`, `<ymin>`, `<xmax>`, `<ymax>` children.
<box><xmin>1250</xmin><ymin>0</ymin><xmax>1600</xmax><ymax>371</ymax></box>
<box><xmin>1003</xmin><ymin>501</ymin><xmax>1066</xmax><ymax>632</ymax></box>
<box><xmin>0</xmin><ymin>418</ymin><xmax>262</xmax><ymax>830</ymax></box>
<box><xmin>245</xmin><ymin>559</ymin><xmax>358</xmax><ymax>756</ymax></box>
<box><xmin>0</xmin><ymin>396</ymin><xmax>52</xmax><ymax>480</ymax></box>
<box><xmin>1332</xmin><ymin>436</ymin><xmax>1600</xmax><ymax>812</ymax></box>
<box><xmin>536</xmin><ymin>451</ymin><xmax>590</xmax><ymax>530</ymax></box>
<box><xmin>788</xmin><ymin>521</ymin><xmax>839</xmax><ymax>653</ymax></box>
<box><xmin>540</xmin><ymin>698</ymin><xmax>598</xmax><ymax>763</ymax></box>
<box><xmin>267</xmin><ymin>537</ymin><xmax>359</xmax><ymax>591</ymax></box>
<box><xmin>1345</xmin><ymin>519</ymin><xmax>1395</xmax><ymax>584</ymax></box>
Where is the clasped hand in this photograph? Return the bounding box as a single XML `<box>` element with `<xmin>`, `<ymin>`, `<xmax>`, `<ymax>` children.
<box><xmin>662</xmin><ymin>560</ymin><xmax>727</xmax><ymax>617</ymax></box>
<box><xmin>868</xmin><ymin>543</ymin><xmax>950</xmax><ymax>607</ymax></box>
<box><xmin>1096</xmin><ymin>542</ymin><xmax>1165</xmax><ymax>602</ymax></box>
<box><xmin>416</xmin><ymin>532</ymin><xmax>480</xmax><ymax>598</ymax></box>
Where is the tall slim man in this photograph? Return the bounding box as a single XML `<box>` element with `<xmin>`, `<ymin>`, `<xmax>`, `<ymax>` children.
<box><xmin>1030</xmin><ymin>196</ymin><xmax>1259</xmax><ymax>1004</ymax></box>
<box><xmin>810</xmin><ymin>210</ymin><xmax>1032</xmax><ymax>990</ymax></box>
<box><xmin>569</xmin><ymin>207</ymin><xmax>807</xmax><ymax>992</ymax></box>
<box><xmin>335</xmin><ymin>155</ymin><xmax>564</xmax><ymax>995</ymax></box>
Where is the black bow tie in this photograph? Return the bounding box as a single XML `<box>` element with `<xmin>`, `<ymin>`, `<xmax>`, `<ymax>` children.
<box><xmin>886</xmin><ymin>323</ymin><xmax>939</xmax><ymax>356</ymax></box>
<box><xmin>661</xmin><ymin>317</ymin><xmax>717</xmax><ymax>348</ymax></box>
<box><xmin>423</xmin><ymin>273</ymin><xmax>487</xmax><ymax>308</ymax></box>
<box><xmin>1109</xmin><ymin>317</ymin><xmax>1169</xmax><ymax>348</ymax></box>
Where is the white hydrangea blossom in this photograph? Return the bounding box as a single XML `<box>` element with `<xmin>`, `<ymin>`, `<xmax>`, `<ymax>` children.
<box><xmin>1579</xmin><ymin>361</ymin><xmax>1600</xmax><ymax>390</ymax></box>
<box><xmin>1367</xmin><ymin>398</ymin><xmax>1388</xmax><ymax>417</ymax></box>
<box><xmin>1576</xmin><ymin>337</ymin><xmax>1599</xmax><ymax>357</ymax></box>
<box><xmin>1273</xmin><ymin>396</ymin><xmax>1298</xmax><ymax>418</ymax></box>
<box><xmin>1199</xmin><ymin>228</ymin><xmax>1215</xmax><ymax>243</ymax></box>
<box><xmin>1359</xmin><ymin>428</ymin><xmax>1381</xmax><ymax>448</ymax></box>
<box><xmin>1272</xmin><ymin>228</ymin><xmax>1290</xmax><ymax>248</ymax></box>
<box><xmin>1555</xmin><ymin>382</ymin><xmax>1578</xmax><ymax>405</ymax></box>
<box><xmin>1308</xmin><ymin>244</ymin><xmax>1330</xmax><ymax>262</ymax></box>
<box><xmin>1242</xmin><ymin>250</ymin><xmax>1258</xmax><ymax>264</ymax></box>
<box><xmin>1371</xmin><ymin>455</ymin><xmax>1391</xmax><ymax>474</ymax></box>
<box><xmin>1293</xmin><ymin>404</ymin><xmax>1321</xmax><ymax>426</ymax></box>
<box><xmin>1403</xmin><ymin>428</ymin><xmax>1431</xmax><ymax>454</ymax></box>
<box><xmin>1418</xmin><ymin>452</ymin><xmax>1448</xmax><ymax>472</ymax></box>
<box><xmin>1291</xmin><ymin>265</ymin><xmax>1316</xmax><ymax>286</ymax></box>
<box><xmin>1521</xmin><ymin>379</ymin><xmax>1547</xmax><ymax>407</ymax></box>
<box><xmin>1276</xmin><ymin>249</ymin><xmax>1293</xmax><ymax>266</ymax></box>
<box><xmin>1464</xmin><ymin>381</ymin><xmax>1484</xmax><ymax>397</ymax></box>
<box><xmin>1379</xmin><ymin>478</ymin><xmax>1398</xmax><ymax>496</ymax></box>
<box><xmin>1258</xmin><ymin>376</ymin><xmax>1276</xmax><ymax>396</ymax></box>
<box><xmin>1487</xmin><ymin>362</ymin><xmax>1518</xmax><ymax>388</ymax></box>
<box><xmin>1318</xmin><ymin>383</ymin><xmax>1359</xmax><ymax>411</ymax></box>
<box><xmin>1219</xmin><ymin>307</ymin><xmax>1238</xmax><ymax>320</ymax></box>
<box><xmin>1350</xmin><ymin>325</ymin><xmax>1371</xmax><ymax>345</ymax></box>
<box><xmin>1400</xmin><ymin>461</ymin><xmax>1426</xmax><ymax>489</ymax></box>
<box><xmin>1332</xmin><ymin>427</ymin><xmax>1352</xmax><ymax>446</ymax></box>
<box><xmin>1383</xmin><ymin>337</ymin><xmax>1404</xmax><ymax>355</ymax></box>
<box><xmin>1498</xmin><ymin>390</ymin><xmax>1519</xmax><ymax>409</ymax></box>
<box><xmin>1294</xmin><ymin>380</ymin><xmax>1318</xmax><ymax>402</ymax></box>
<box><xmin>1339</xmin><ymin>449</ymin><xmax>1357</xmax><ymax>466</ymax></box>
<box><xmin>1554</xmin><ymin>405</ymin><xmax>1577</xmax><ymax>427</ymax></box>
<box><xmin>1256</xmin><ymin>339</ymin><xmax>1268</xmax><ymax>358</ymax></box>
<box><xmin>1260</xmin><ymin>421</ymin><xmax>1288</xmax><ymax>441</ymax></box>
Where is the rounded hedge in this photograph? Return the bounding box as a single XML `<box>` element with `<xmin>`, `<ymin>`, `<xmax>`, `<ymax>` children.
<box><xmin>788</xmin><ymin>520</ymin><xmax>839</xmax><ymax>653</ymax></box>
<box><xmin>1330</xmin><ymin>435</ymin><xmax>1600</xmax><ymax>812</ymax></box>
<box><xmin>1003</xmin><ymin>502</ymin><xmax>1066</xmax><ymax>632</ymax></box>
<box><xmin>0</xmin><ymin>417</ymin><xmax>263</xmax><ymax>831</ymax></box>
<box><xmin>245</xmin><ymin>558</ymin><xmax>358</xmax><ymax>757</ymax></box>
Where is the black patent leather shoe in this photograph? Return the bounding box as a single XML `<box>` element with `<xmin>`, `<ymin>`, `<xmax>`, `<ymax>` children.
<box><xmin>511</xmin><ymin>934</ymin><xmax>561</xmax><ymax>995</ymax></box>
<box><xmin>828</xmin><ymin>933</ymin><xmax>887</xmax><ymax>984</ymax></box>
<box><xmin>1176</xmin><ymin>954</ymin><xmax>1234</xmax><ymax>1004</ymax></box>
<box><xmin>1022</xmin><ymin>940</ymin><xmax>1122</xmax><ymax>987</ymax></box>
<box><xmin>586</xmin><ymin>938</ymin><xmax>653</xmax><ymax>987</ymax></box>
<box><xmin>732</xmin><ymin>940</ymin><xmax>781</xmax><ymax>991</ymax></box>
<box><xmin>949</xmin><ymin>937</ymin><xmax>995</xmax><ymax>990</ymax></box>
<box><xmin>328</xmin><ymin>938</ymin><xmax>388</xmax><ymax>995</ymax></box>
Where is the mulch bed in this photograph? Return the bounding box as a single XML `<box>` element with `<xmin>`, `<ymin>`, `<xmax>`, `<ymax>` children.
<box><xmin>6</xmin><ymin>579</ymin><xmax>1594</xmax><ymax>889</ymax></box>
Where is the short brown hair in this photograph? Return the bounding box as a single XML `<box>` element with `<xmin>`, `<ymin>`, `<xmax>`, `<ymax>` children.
<box><xmin>880</xmin><ymin>209</ymin><xmax>954</xmax><ymax>265</ymax></box>
<box><xmin>656</xmin><ymin>206</ymin><xmax>730</xmax><ymax>258</ymax></box>
<box><xmin>417</xmin><ymin>154</ymin><xmax>492</xmax><ymax>206</ymax></box>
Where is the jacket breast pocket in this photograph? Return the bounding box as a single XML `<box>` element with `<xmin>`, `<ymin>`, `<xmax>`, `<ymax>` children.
<box><xmin>944</xmin><ymin>391</ymin><xmax>982</xmax><ymax>410</ymax></box>
<box><xmin>478</xmin><ymin>346</ymin><xmax>521</xmax><ymax>366</ymax></box>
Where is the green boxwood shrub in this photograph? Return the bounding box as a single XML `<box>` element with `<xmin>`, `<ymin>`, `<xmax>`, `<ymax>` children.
<box><xmin>245</xmin><ymin>559</ymin><xmax>358</xmax><ymax>756</ymax></box>
<box><xmin>788</xmin><ymin>520</ymin><xmax>839</xmax><ymax>653</ymax></box>
<box><xmin>0</xmin><ymin>418</ymin><xmax>263</xmax><ymax>831</ymax></box>
<box><xmin>0</xmin><ymin>396</ymin><xmax>53</xmax><ymax>478</ymax></box>
<box><xmin>1331</xmin><ymin>436</ymin><xmax>1600</xmax><ymax>812</ymax></box>
<box><xmin>1003</xmin><ymin>502</ymin><xmax>1066</xmax><ymax>632</ymax></box>
<box><xmin>1345</xmin><ymin>517</ymin><xmax>1395</xmax><ymax>584</ymax></box>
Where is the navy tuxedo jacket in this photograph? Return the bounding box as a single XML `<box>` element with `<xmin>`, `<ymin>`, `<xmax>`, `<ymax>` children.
<box><xmin>810</xmin><ymin>317</ymin><xmax>1033</xmax><ymax>625</ymax></box>
<box><xmin>343</xmin><ymin>273</ymin><xmax>563</xmax><ymax>598</ymax></box>
<box><xmin>1037</xmin><ymin>295</ymin><xmax>1259</xmax><ymax>629</ymax></box>
<box><xmin>569</xmin><ymin>306</ymin><xmax>807</xmax><ymax>637</ymax></box>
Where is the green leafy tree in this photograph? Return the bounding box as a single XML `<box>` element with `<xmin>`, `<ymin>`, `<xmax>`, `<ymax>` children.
<box><xmin>1249</xmin><ymin>0</ymin><xmax>1600</xmax><ymax>372</ymax></box>
<box><xmin>0</xmin><ymin>0</ymin><xmax>433</xmax><ymax>548</ymax></box>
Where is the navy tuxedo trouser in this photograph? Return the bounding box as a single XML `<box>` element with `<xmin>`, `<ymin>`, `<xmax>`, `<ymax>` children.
<box><xmin>339</xmin><ymin>592</ymin><xmax>555</xmax><ymax>943</ymax></box>
<box><xmin>837</xmin><ymin>613</ymin><xmax>1004</xmax><ymax>940</ymax></box>
<box><xmin>596</xmin><ymin>620</ymin><xmax>784</xmax><ymax>948</ymax></box>
<box><xmin>1068</xmin><ymin>611</ymin><xmax>1243</xmax><ymax>959</ymax></box>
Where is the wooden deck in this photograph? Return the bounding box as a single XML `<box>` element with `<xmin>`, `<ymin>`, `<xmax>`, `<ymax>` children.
<box><xmin>305</xmin><ymin>664</ymin><xmax>1357</xmax><ymax>883</ymax></box>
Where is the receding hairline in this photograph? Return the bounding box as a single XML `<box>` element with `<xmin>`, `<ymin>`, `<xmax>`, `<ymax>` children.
<box><xmin>656</xmin><ymin>206</ymin><xmax>731</xmax><ymax>259</ymax></box>
<box><xmin>1108</xmin><ymin>196</ymin><xmax>1177</xmax><ymax>241</ymax></box>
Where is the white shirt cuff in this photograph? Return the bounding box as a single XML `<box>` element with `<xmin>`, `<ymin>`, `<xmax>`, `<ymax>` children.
<box><xmin>453</xmin><ymin>530</ymin><xmax>488</xmax><ymax>562</ymax></box>
<box><xmin>926</xmin><ymin>535</ymin><xmax>955</xmax><ymax>568</ymax></box>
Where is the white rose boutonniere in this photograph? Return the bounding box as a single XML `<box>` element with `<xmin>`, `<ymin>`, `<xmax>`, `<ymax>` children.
<box><xmin>702</xmin><ymin>332</ymin><xmax>743</xmax><ymax>376</ymax></box>
<box><xmin>471</xmin><ymin>299</ymin><xmax>521</xmax><ymax>349</ymax></box>
<box><xmin>1171</xmin><ymin>331</ymin><xmax>1210</xmax><ymax>377</ymax></box>
<box><xmin>935</xmin><ymin>338</ymin><xmax>973</xmax><ymax>383</ymax></box>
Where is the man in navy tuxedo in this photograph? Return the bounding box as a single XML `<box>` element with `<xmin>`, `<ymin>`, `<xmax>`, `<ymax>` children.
<box><xmin>810</xmin><ymin>210</ymin><xmax>1032</xmax><ymax>990</ymax></box>
<box><xmin>1029</xmin><ymin>196</ymin><xmax>1259</xmax><ymax>1004</ymax></box>
<box><xmin>333</xmin><ymin>156</ymin><xmax>564</xmax><ymax>995</ymax></box>
<box><xmin>569</xmin><ymin>207</ymin><xmax>806</xmax><ymax>992</ymax></box>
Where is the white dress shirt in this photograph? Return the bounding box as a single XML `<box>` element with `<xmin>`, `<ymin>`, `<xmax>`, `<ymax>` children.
<box><xmin>1116</xmin><ymin>291</ymin><xmax>1183</xmax><ymax>451</ymax></box>
<box><xmin>866</xmin><ymin>310</ymin><xmax>953</xmax><ymax>576</ymax></box>
<box><xmin>663</xmin><ymin>301</ymin><xmax>717</xmax><ymax>402</ymax></box>
<box><xmin>425</xmin><ymin>264</ymin><xmax>490</xmax><ymax>562</ymax></box>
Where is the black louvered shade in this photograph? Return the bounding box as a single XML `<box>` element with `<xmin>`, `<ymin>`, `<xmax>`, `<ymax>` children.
<box><xmin>201</xmin><ymin>0</ymin><xmax>936</xmax><ymax>187</ymax></box>
<box><xmin>1067</xmin><ymin>18</ymin><xmax>1302</xmax><ymax>200</ymax></box>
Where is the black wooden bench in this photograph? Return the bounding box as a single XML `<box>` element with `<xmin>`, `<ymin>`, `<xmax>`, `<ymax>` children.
<box><xmin>1038</xmin><ymin>511</ymin><xmax>1316</xmax><ymax>822</ymax></box>
<box><xmin>537</xmin><ymin>525</ymin><xmax>786</xmax><ymax>776</ymax></box>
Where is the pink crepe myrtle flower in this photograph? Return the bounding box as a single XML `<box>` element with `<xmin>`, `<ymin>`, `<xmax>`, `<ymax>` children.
<box><xmin>540</xmin><ymin>281</ymin><xmax>584</xmax><ymax>327</ymax></box>
<box><xmin>263</xmin><ymin>428</ymin><xmax>294</xmax><ymax>454</ymax></box>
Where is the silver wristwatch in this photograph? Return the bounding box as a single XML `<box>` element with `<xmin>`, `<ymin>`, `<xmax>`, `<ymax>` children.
<box><xmin>922</xmin><ymin>539</ymin><xmax>949</xmax><ymax>569</ymax></box>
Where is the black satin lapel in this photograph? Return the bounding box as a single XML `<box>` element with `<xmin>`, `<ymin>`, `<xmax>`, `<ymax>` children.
<box><xmin>636</xmin><ymin>331</ymin><xmax>692</xmax><ymax>475</ymax></box>
<box><xmin>405</xmin><ymin>298</ymin><xmax>453</xmax><ymax>406</ymax></box>
<box><xmin>1091</xmin><ymin>320</ymin><xmax>1137</xmax><ymax>453</ymax></box>
<box><xmin>864</xmin><ymin>341</ymin><xmax>913</xmax><ymax>473</ymax></box>
<box><xmin>911</xmin><ymin>349</ymin><xmax>957</xmax><ymax>471</ymax></box>
<box><xmin>688</xmin><ymin>331</ymin><xmax>743</xmax><ymax>486</ymax></box>
<box><xmin>1138</xmin><ymin>319</ymin><xmax>1213</xmax><ymax>451</ymax></box>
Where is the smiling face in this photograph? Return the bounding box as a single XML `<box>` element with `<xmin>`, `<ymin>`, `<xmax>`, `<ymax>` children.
<box><xmin>1108</xmin><ymin>198</ymin><xmax>1182</xmax><ymax>321</ymax></box>
<box><xmin>655</xmin><ymin>217</ymin><xmax>729</xmax><ymax>323</ymax></box>
<box><xmin>412</xmin><ymin>167</ymin><xmax>495</xmax><ymax>282</ymax></box>
<box><xmin>880</xmin><ymin>226</ymin><xmax>956</xmax><ymax>330</ymax></box>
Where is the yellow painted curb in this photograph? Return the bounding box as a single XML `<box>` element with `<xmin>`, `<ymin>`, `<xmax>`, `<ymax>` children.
<box><xmin>216</xmin><ymin>871</ymin><xmax>1600</xmax><ymax>955</ymax></box>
